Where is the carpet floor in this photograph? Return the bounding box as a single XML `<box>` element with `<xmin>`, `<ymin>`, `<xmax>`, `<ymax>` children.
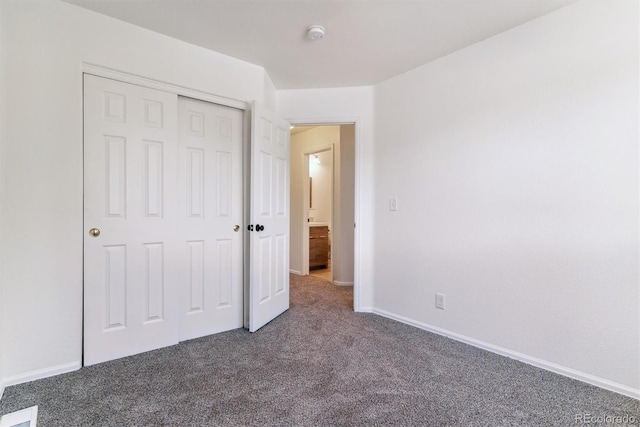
<box><xmin>0</xmin><ymin>274</ymin><xmax>638</xmax><ymax>426</ymax></box>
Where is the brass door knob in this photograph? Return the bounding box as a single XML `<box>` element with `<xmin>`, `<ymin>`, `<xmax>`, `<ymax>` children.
<box><xmin>89</xmin><ymin>228</ymin><xmax>101</xmax><ymax>238</ymax></box>
<box><xmin>233</xmin><ymin>225</ymin><xmax>240</xmax><ymax>232</ymax></box>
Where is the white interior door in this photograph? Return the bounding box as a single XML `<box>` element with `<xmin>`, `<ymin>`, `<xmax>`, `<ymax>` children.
<box><xmin>83</xmin><ymin>74</ymin><xmax>180</xmax><ymax>366</ymax></box>
<box><xmin>178</xmin><ymin>97</ymin><xmax>243</xmax><ymax>341</ymax></box>
<box><xmin>249</xmin><ymin>101</ymin><xmax>290</xmax><ymax>332</ymax></box>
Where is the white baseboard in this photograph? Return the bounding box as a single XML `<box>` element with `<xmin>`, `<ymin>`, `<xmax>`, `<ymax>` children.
<box><xmin>356</xmin><ymin>306</ymin><xmax>374</xmax><ymax>313</ymax></box>
<box><xmin>289</xmin><ymin>269</ymin><xmax>303</xmax><ymax>275</ymax></box>
<box><xmin>333</xmin><ymin>281</ymin><xmax>353</xmax><ymax>287</ymax></box>
<box><xmin>0</xmin><ymin>381</ymin><xmax>5</xmax><ymax>401</ymax></box>
<box><xmin>3</xmin><ymin>361</ymin><xmax>81</xmax><ymax>388</ymax></box>
<box><xmin>372</xmin><ymin>308</ymin><xmax>640</xmax><ymax>401</ymax></box>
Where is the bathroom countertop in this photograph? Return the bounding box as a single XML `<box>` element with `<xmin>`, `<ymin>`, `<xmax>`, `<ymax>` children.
<box><xmin>308</xmin><ymin>222</ymin><xmax>329</xmax><ymax>227</ymax></box>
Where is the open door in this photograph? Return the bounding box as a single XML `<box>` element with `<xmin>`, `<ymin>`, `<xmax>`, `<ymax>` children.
<box><xmin>248</xmin><ymin>102</ymin><xmax>290</xmax><ymax>332</ymax></box>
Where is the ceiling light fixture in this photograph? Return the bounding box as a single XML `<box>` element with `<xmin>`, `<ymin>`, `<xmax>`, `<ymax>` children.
<box><xmin>307</xmin><ymin>25</ymin><xmax>326</xmax><ymax>41</ymax></box>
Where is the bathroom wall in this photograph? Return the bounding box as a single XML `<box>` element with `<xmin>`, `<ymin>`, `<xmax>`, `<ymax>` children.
<box><xmin>333</xmin><ymin>125</ymin><xmax>355</xmax><ymax>286</ymax></box>
<box><xmin>309</xmin><ymin>150</ymin><xmax>333</xmax><ymax>224</ymax></box>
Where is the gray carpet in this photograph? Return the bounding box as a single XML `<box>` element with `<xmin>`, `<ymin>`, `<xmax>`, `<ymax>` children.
<box><xmin>1</xmin><ymin>274</ymin><xmax>638</xmax><ymax>426</ymax></box>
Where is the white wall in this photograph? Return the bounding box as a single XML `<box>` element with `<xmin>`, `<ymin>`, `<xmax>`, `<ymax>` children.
<box><xmin>290</xmin><ymin>126</ymin><xmax>340</xmax><ymax>274</ymax></box>
<box><xmin>263</xmin><ymin>70</ymin><xmax>277</xmax><ymax>111</ymax></box>
<box><xmin>278</xmin><ymin>87</ymin><xmax>375</xmax><ymax>309</ymax></box>
<box><xmin>309</xmin><ymin>150</ymin><xmax>333</xmax><ymax>224</ymax></box>
<box><xmin>334</xmin><ymin>125</ymin><xmax>355</xmax><ymax>285</ymax></box>
<box><xmin>1</xmin><ymin>0</ymin><xmax>271</xmax><ymax>386</ymax></box>
<box><xmin>373</xmin><ymin>0</ymin><xmax>639</xmax><ymax>395</ymax></box>
<box><xmin>0</xmin><ymin>0</ymin><xmax>7</xmax><ymax>399</ymax></box>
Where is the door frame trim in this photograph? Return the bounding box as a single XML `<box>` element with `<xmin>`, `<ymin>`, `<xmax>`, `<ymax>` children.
<box><xmin>82</xmin><ymin>62</ymin><xmax>248</xmax><ymax>111</ymax></box>
<box><xmin>287</xmin><ymin>118</ymin><xmax>362</xmax><ymax>312</ymax></box>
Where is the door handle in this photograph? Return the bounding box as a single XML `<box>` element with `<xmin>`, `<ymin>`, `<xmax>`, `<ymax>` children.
<box><xmin>89</xmin><ymin>228</ymin><xmax>101</xmax><ymax>238</ymax></box>
<box><xmin>247</xmin><ymin>224</ymin><xmax>254</xmax><ymax>231</ymax></box>
<box><xmin>256</xmin><ymin>224</ymin><xmax>264</xmax><ymax>232</ymax></box>
<box><xmin>233</xmin><ymin>225</ymin><xmax>240</xmax><ymax>232</ymax></box>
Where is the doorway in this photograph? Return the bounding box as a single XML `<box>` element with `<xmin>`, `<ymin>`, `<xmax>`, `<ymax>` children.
<box><xmin>289</xmin><ymin>125</ymin><xmax>355</xmax><ymax>290</ymax></box>
<box><xmin>308</xmin><ymin>148</ymin><xmax>333</xmax><ymax>282</ymax></box>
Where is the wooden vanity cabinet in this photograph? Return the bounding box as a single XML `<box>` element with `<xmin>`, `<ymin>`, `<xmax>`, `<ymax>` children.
<box><xmin>309</xmin><ymin>225</ymin><xmax>329</xmax><ymax>270</ymax></box>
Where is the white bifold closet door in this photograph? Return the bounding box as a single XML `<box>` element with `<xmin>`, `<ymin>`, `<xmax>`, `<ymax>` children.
<box><xmin>83</xmin><ymin>75</ymin><xmax>182</xmax><ymax>365</ymax></box>
<box><xmin>84</xmin><ymin>76</ymin><xmax>289</xmax><ymax>366</ymax></box>
<box><xmin>84</xmin><ymin>76</ymin><xmax>243</xmax><ymax>365</ymax></box>
<box><xmin>177</xmin><ymin>97</ymin><xmax>243</xmax><ymax>341</ymax></box>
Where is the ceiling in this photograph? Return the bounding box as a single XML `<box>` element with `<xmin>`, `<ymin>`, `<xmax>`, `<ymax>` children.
<box><xmin>64</xmin><ymin>0</ymin><xmax>578</xmax><ymax>90</ymax></box>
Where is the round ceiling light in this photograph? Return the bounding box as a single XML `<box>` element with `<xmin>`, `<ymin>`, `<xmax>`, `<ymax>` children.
<box><xmin>307</xmin><ymin>25</ymin><xmax>326</xmax><ymax>41</ymax></box>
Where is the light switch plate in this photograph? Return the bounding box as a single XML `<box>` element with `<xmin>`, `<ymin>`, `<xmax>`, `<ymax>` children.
<box><xmin>389</xmin><ymin>198</ymin><xmax>397</xmax><ymax>211</ymax></box>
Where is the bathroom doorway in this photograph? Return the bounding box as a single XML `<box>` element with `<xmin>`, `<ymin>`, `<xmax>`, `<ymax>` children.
<box><xmin>308</xmin><ymin>148</ymin><xmax>333</xmax><ymax>282</ymax></box>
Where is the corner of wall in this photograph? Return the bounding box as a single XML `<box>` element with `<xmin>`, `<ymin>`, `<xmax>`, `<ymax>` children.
<box><xmin>263</xmin><ymin>70</ymin><xmax>277</xmax><ymax>112</ymax></box>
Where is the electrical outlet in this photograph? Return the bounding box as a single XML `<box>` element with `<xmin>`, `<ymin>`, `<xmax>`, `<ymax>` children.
<box><xmin>435</xmin><ymin>293</ymin><xmax>445</xmax><ymax>310</ymax></box>
<box><xmin>389</xmin><ymin>198</ymin><xmax>398</xmax><ymax>211</ymax></box>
